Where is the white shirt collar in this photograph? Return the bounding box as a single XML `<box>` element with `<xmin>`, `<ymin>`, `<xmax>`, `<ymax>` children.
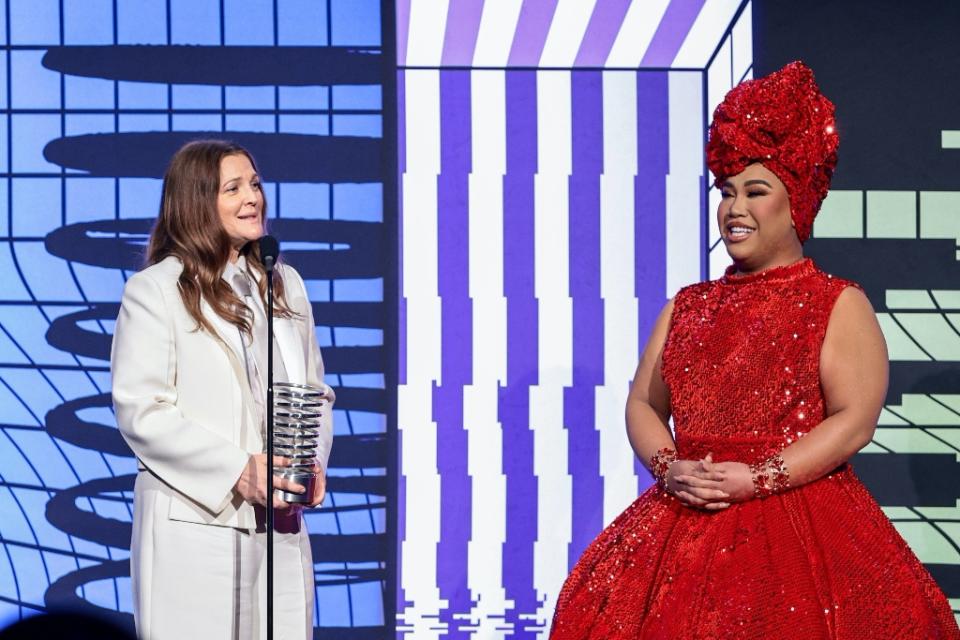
<box><xmin>221</xmin><ymin>254</ymin><xmax>249</xmax><ymax>285</ymax></box>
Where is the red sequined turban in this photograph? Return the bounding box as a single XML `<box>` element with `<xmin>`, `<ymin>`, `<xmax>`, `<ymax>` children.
<box><xmin>706</xmin><ymin>61</ymin><xmax>839</xmax><ymax>243</ymax></box>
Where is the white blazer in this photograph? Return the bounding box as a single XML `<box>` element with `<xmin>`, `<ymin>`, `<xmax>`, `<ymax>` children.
<box><xmin>111</xmin><ymin>256</ymin><xmax>334</xmax><ymax>530</ymax></box>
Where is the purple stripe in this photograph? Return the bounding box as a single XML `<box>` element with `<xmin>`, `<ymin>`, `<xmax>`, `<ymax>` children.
<box><xmin>441</xmin><ymin>0</ymin><xmax>485</xmax><ymax>66</ymax></box>
<box><xmin>507</xmin><ymin>0</ymin><xmax>559</xmax><ymax>66</ymax></box>
<box><xmin>632</xmin><ymin>71</ymin><xmax>670</xmax><ymax>491</ymax></box>
<box><xmin>498</xmin><ymin>70</ymin><xmax>539</xmax><ymax>631</ymax></box>
<box><xmin>565</xmin><ymin>71</ymin><xmax>605</xmax><ymax>569</ymax></box>
<box><xmin>396</xmin><ymin>0</ymin><xmax>411</xmax><ymax>65</ymax></box>
<box><xmin>433</xmin><ymin>70</ymin><xmax>473</xmax><ymax>634</ymax></box>
<box><xmin>398</xmin><ymin>71</ymin><xmax>407</xmax><ymax>386</ymax></box>
<box><xmin>640</xmin><ymin>0</ymin><xmax>707</xmax><ymax>67</ymax></box>
<box><xmin>574</xmin><ymin>0</ymin><xmax>633</xmax><ymax>67</ymax></box>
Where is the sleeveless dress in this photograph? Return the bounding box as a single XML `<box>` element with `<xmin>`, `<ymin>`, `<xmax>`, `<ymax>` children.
<box><xmin>550</xmin><ymin>258</ymin><xmax>959</xmax><ymax>639</ymax></box>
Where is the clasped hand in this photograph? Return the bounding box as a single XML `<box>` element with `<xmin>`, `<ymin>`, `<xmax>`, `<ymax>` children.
<box><xmin>234</xmin><ymin>453</ymin><xmax>327</xmax><ymax>512</ymax></box>
<box><xmin>664</xmin><ymin>454</ymin><xmax>754</xmax><ymax>511</ymax></box>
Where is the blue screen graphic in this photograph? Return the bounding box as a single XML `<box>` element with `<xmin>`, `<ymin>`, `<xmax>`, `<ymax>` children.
<box><xmin>0</xmin><ymin>0</ymin><xmax>389</xmax><ymax>635</ymax></box>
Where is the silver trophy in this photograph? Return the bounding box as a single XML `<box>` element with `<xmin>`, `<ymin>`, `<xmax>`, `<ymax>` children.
<box><xmin>272</xmin><ymin>382</ymin><xmax>329</xmax><ymax>504</ymax></box>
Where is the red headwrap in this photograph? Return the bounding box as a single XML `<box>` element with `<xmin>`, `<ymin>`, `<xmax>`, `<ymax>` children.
<box><xmin>706</xmin><ymin>61</ymin><xmax>839</xmax><ymax>243</ymax></box>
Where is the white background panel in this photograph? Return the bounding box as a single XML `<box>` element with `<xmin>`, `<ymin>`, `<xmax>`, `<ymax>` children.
<box><xmin>606</xmin><ymin>0</ymin><xmax>671</xmax><ymax>68</ymax></box>
<box><xmin>530</xmin><ymin>384</ymin><xmax>572</xmax><ymax>636</ymax></box>
<box><xmin>539</xmin><ymin>0</ymin><xmax>599</xmax><ymax>68</ymax></box>
<box><xmin>405</xmin><ymin>0</ymin><xmax>451</xmax><ymax>66</ymax></box>
<box><xmin>665</xmin><ymin>71</ymin><xmax>705</xmax><ymax>296</ymax></box>
<box><xmin>472</xmin><ymin>0</ymin><xmax>524</xmax><ymax>67</ymax></box>
<box><xmin>463</xmin><ymin>383</ymin><xmax>509</xmax><ymax>635</ymax></box>
<box><xmin>601</xmin><ymin>71</ymin><xmax>638</xmax><ymax>175</ymax></box>
<box><xmin>673</xmin><ymin>0</ymin><xmax>742</xmax><ymax>68</ymax></box>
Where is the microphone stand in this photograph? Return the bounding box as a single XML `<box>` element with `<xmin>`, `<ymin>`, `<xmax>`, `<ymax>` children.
<box><xmin>264</xmin><ymin>256</ymin><xmax>275</xmax><ymax>640</ymax></box>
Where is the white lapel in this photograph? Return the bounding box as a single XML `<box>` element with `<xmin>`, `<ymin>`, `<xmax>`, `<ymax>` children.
<box><xmin>274</xmin><ymin>317</ymin><xmax>305</xmax><ymax>385</ymax></box>
<box><xmin>247</xmin><ymin>263</ymin><xmax>306</xmax><ymax>386</ymax></box>
<box><xmin>200</xmin><ymin>297</ymin><xmax>246</xmax><ymax>368</ymax></box>
<box><xmin>199</xmin><ymin>296</ymin><xmax>262</xmax><ymax>450</ymax></box>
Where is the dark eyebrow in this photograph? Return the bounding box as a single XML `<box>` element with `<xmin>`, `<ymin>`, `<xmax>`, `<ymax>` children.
<box><xmin>744</xmin><ymin>179</ymin><xmax>772</xmax><ymax>188</ymax></box>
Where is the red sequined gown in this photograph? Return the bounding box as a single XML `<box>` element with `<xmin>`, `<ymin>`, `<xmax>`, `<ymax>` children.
<box><xmin>550</xmin><ymin>259</ymin><xmax>959</xmax><ymax>639</ymax></box>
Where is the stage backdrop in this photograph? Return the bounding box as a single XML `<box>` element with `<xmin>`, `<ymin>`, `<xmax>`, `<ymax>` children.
<box><xmin>396</xmin><ymin>0</ymin><xmax>751</xmax><ymax>636</ymax></box>
<box><xmin>0</xmin><ymin>0</ymin><xmax>391</xmax><ymax>637</ymax></box>
<box><xmin>397</xmin><ymin>0</ymin><xmax>959</xmax><ymax>636</ymax></box>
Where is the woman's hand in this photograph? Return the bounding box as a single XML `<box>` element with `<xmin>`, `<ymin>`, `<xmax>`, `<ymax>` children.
<box><xmin>666</xmin><ymin>454</ymin><xmax>731</xmax><ymax>510</ymax></box>
<box><xmin>707</xmin><ymin>460</ymin><xmax>754</xmax><ymax>503</ymax></box>
<box><xmin>306</xmin><ymin>463</ymin><xmax>327</xmax><ymax>508</ymax></box>
<box><xmin>234</xmin><ymin>454</ymin><xmax>306</xmax><ymax>509</ymax></box>
<box><xmin>670</xmin><ymin>454</ymin><xmax>755</xmax><ymax>508</ymax></box>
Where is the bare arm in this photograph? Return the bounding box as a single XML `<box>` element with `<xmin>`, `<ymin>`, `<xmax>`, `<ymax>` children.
<box><xmin>779</xmin><ymin>286</ymin><xmax>888</xmax><ymax>485</ymax></box>
<box><xmin>626</xmin><ymin>299</ymin><xmax>677</xmax><ymax>469</ymax></box>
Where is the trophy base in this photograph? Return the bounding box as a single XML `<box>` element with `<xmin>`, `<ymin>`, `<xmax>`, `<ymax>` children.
<box><xmin>275</xmin><ymin>469</ymin><xmax>316</xmax><ymax>504</ymax></box>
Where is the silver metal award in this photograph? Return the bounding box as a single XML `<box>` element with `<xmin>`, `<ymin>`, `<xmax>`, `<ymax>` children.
<box><xmin>272</xmin><ymin>382</ymin><xmax>329</xmax><ymax>503</ymax></box>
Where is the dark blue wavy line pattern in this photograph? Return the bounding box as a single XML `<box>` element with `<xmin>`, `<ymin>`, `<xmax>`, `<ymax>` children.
<box><xmin>0</xmin><ymin>1</ymin><xmax>390</xmax><ymax>637</ymax></box>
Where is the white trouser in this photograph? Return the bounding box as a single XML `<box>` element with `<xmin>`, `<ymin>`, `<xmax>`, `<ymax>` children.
<box><xmin>131</xmin><ymin>472</ymin><xmax>314</xmax><ymax>640</ymax></box>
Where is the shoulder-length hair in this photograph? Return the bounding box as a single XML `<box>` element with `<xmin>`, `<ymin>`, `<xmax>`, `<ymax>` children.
<box><xmin>146</xmin><ymin>139</ymin><xmax>295</xmax><ymax>337</ymax></box>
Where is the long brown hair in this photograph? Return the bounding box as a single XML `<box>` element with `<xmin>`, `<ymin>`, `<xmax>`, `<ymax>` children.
<box><xmin>146</xmin><ymin>139</ymin><xmax>294</xmax><ymax>337</ymax></box>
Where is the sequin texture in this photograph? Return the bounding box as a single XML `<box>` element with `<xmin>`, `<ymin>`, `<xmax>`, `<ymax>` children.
<box><xmin>650</xmin><ymin>447</ymin><xmax>678</xmax><ymax>490</ymax></box>
<box><xmin>706</xmin><ymin>61</ymin><xmax>839</xmax><ymax>243</ymax></box>
<box><xmin>549</xmin><ymin>259</ymin><xmax>959</xmax><ymax>639</ymax></box>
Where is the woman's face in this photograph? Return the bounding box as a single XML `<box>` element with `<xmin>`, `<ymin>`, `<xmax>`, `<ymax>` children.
<box><xmin>217</xmin><ymin>153</ymin><xmax>264</xmax><ymax>259</ymax></box>
<box><xmin>716</xmin><ymin>163</ymin><xmax>801</xmax><ymax>272</ymax></box>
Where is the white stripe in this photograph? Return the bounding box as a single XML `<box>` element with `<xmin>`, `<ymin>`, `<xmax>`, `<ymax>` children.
<box><xmin>534</xmin><ymin>72</ymin><xmax>572</xmax><ymax>352</ymax></box>
<box><xmin>469</xmin><ymin>174</ymin><xmax>507</xmax><ymax>383</ymax></box>
<box><xmin>536</xmin><ymin>71</ymin><xmax>572</xmax><ymax>174</ymax></box>
<box><xmin>398</xmin><ymin>69</ymin><xmax>444</xmax><ymax>638</ymax></box>
<box><xmin>606</xmin><ymin>0</ymin><xmax>671</xmax><ymax>68</ymax></box>
<box><xmin>706</xmin><ymin>37</ymin><xmax>732</xmax><ymax>120</ymax></box>
<box><xmin>463</xmin><ymin>383</ymin><xmax>509</xmax><ymax>637</ymax></box>
<box><xmin>538</xmin><ymin>0</ymin><xmax>599</xmax><ymax>68</ymax></box>
<box><xmin>530</xmin><ymin>385</ymin><xmax>572</xmax><ymax>636</ymax></box>
<box><xmin>665</xmin><ymin>71</ymin><xmax>704</xmax><ymax>296</ymax></box>
<box><xmin>405</xmin><ymin>0</ymin><xmax>451</xmax><ymax>66</ymax></box>
<box><xmin>405</xmin><ymin>70</ymin><xmax>442</xmax><ymax>174</ymax></box>
<box><xmin>472</xmin><ymin>0</ymin><xmax>524</xmax><ymax>67</ymax></box>
<box><xmin>531</xmin><ymin>67</ymin><xmax>574</xmax><ymax>637</ymax></box>
<box><xmin>731</xmin><ymin>2</ymin><xmax>753</xmax><ymax>83</ymax></box>
<box><xmin>534</xmin><ymin>175</ymin><xmax>572</xmax><ymax>387</ymax></box>
<box><xmin>599</xmin><ymin>173</ymin><xmax>637</xmax><ymax>298</ymax></box>
<box><xmin>672</xmin><ymin>0</ymin><xmax>742</xmax><ymax>68</ymax></box>
<box><xmin>470</xmin><ymin>71</ymin><xmax>507</xmax><ymax>387</ymax></box>
<box><xmin>472</xmin><ymin>70</ymin><xmax>507</xmax><ymax>175</ymax></box>
<box><xmin>397</xmin><ymin>383</ymin><xmax>445</xmax><ymax>638</ymax></box>
<box><xmin>601</xmin><ymin>71</ymin><xmax>638</xmax><ymax>175</ymax></box>
<box><xmin>599</xmin><ymin>173</ymin><xmax>640</xmax><ymax>523</ymax></box>
<box><xmin>599</xmin><ymin>73</ymin><xmax>640</xmax><ymax>524</ymax></box>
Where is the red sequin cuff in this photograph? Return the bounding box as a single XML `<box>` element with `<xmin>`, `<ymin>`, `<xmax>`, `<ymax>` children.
<box><xmin>750</xmin><ymin>453</ymin><xmax>790</xmax><ymax>498</ymax></box>
<box><xmin>650</xmin><ymin>448</ymin><xmax>678</xmax><ymax>490</ymax></box>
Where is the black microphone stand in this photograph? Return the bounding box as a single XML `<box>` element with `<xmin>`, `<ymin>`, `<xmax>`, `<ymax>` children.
<box><xmin>262</xmin><ymin>239</ymin><xmax>277</xmax><ymax>640</ymax></box>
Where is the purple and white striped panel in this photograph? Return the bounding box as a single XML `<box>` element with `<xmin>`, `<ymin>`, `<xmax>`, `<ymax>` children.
<box><xmin>399</xmin><ymin>68</ymin><xmax>708</xmax><ymax>637</ymax></box>
<box><xmin>398</xmin><ymin>0</ymin><xmax>745</xmax><ymax>69</ymax></box>
<box><xmin>397</xmin><ymin>2</ymin><xmax>753</xmax><ymax>637</ymax></box>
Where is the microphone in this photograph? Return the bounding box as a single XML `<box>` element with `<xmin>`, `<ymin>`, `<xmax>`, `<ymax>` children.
<box><xmin>259</xmin><ymin>231</ymin><xmax>280</xmax><ymax>638</ymax></box>
<box><xmin>259</xmin><ymin>235</ymin><xmax>280</xmax><ymax>272</ymax></box>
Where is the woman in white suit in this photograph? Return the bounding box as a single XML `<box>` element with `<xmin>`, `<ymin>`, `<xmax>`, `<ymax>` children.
<box><xmin>111</xmin><ymin>140</ymin><xmax>333</xmax><ymax>639</ymax></box>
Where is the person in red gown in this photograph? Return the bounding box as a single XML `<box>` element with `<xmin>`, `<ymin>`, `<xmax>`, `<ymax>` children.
<box><xmin>549</xmin><ymin>61</ymin><xmax>959</xmax><ymax>639</ymax></box>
